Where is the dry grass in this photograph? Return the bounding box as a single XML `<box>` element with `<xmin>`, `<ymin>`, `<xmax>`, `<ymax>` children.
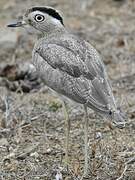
<box><xmin>0</xmin><ymin>0</ymin><xmax>135</xmax><ymax>179</ymax></box>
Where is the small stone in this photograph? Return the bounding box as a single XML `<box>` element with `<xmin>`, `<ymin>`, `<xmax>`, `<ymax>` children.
<box><xmin>0</xmin><ymin>138</ymin><xmax>9</xmax><ymax>146</ymax></box>
<box><xmin>95</xmin><ymin>132</ymin><xmax>102</xmax><ymax>139</ymax></box>
<box><xmin>55</xmin><ymin>171</ymin><xmax>63</xmax><ymax>180</ymax></box>
<box><xmin>30</xmin><ymin>152</ymin><xmax>39</xmax><ymax>158</ymax></box>
<box><xmin>5</xmin><ymin>152</ymin><xmax>15</xmax><ymax>159</ymax></box>
<box><xmin>46</xmin><ymin>148</ymin><xmax>51</xmax><ymax>153</ymax></box>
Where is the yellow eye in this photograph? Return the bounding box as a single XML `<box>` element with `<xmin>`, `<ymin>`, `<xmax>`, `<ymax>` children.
<box><xmin>35</xmin><ymin>14</ymin><xmax>45</xmax><ymax>22</ymax></box>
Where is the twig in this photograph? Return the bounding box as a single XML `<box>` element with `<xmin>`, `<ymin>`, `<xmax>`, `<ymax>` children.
<box><xmin>3</xmin><ymin>95</ymin><xmax>10</xmax><ymax>127</ymax></box>
<box><xmin>118</xmin><ymin>151</ymin><xmax>135</xmax><ymax>157</ymax></box>
<box><xmin>16</xmin><ymin>113</ymin><xmax>47</xmax><ymax>128</ymax></box>
<box><xmin>16</xmin><ymin>142</ymin><xmax>39</xmax><ymax>159</ymax></box>
<box><xmin>126</xmin><ymin>157</ymin><xmax>135</xmax><ymax>165</ymax></box>
<box><xmin>116</xmin><ymin>164</ymin><xmax>127</xmax><ymax>180</ymax></box>
<box><xmin>31</xmin><ymin>113</ymin><xmax>47</xmax><ymax>121</ymax></box>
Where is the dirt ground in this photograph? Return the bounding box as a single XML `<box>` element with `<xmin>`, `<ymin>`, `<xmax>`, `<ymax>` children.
<box><xmin>0</xmin><ymin>0</ymin><xmax>135</xmax><ymax>179</ymax></box>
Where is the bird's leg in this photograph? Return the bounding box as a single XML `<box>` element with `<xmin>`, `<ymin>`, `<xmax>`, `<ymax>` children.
<box><xmin>83</xmin><ymin>105</ymin><xmax>89</xmax><ymax>176</ymax></box>
<box><xmin>62</xmin><ymin>100</ymin><xmax>70</xmax><ymax>168</ymax></box>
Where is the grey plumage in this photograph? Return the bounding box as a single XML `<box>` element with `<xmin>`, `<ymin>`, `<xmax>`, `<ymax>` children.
<box><xmin>33</xmin><ymin>32</ymin><xmax>124</xmax><ymax>124</ymax></box>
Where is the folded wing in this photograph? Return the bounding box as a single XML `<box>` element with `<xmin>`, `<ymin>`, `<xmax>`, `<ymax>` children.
<box><xmin>34</xmin><ymin>35</ymin><xmax>117</xmax><ymax>114</ymax></box>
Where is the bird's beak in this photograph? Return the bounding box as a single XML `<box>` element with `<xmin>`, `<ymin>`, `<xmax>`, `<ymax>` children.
<box><xmin>7</xmin><ymin>20</ymin><xmax>26</xmax><ymax>28</ymax></box>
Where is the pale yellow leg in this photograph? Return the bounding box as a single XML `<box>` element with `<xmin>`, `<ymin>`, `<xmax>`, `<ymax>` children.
<box><xmin>62</xmin><ymin>101</ymin><xmax>70</xmax><ymax>168</ymax></box>
<box><xmin>83</xmin><ymin>105</ymin><xmax>89</xmax><ymax>176</ymax></box>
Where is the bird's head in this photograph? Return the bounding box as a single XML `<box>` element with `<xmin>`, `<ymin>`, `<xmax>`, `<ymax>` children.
<box><xmin>7</xmin><ymin>6</ymin><xmax>64</xmax><ymax>34</ymax></box>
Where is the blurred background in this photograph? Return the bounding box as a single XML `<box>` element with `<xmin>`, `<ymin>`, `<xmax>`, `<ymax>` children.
<box><xmin>0</xmin><ymin>0</ymin><xmax>135</xmax><ymax>179</ymax></box>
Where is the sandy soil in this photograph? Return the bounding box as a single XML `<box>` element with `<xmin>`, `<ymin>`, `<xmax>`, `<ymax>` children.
<box><xmin>0</xmin><ymin>0</ymin><xmax>135</xmax><ymax>179</ymax></box>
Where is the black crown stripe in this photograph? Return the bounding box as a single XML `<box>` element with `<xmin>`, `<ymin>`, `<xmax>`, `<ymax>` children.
<box><xmin>31</xmin><ymin>7</ymin><xmax>64</xmax><ymax>25</ymax></box>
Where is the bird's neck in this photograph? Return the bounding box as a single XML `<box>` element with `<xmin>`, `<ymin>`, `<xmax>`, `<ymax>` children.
<box><xmin>41</xmin><ymin>25</ymin><xmax>66</xmax><ymax>39</ymax></box>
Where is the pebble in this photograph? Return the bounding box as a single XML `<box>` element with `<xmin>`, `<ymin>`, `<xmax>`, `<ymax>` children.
<box><xmin>30</xmin><ymin>151</ymin><xmax>39</xmax><ymax>158</ymax></box>
<box><xmin>0</xmin><ymin>138</ymin><xmax>9</xmax><ymax>146</ymax></box>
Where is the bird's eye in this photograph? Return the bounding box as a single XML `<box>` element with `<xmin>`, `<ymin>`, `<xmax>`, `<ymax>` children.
<box><xmin>35</xmin><ymin>14</ymin><xmax>45</xmax><ymax>22</ymax></box>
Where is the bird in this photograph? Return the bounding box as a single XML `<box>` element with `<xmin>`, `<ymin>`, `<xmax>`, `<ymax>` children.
<box><xmin>7</xmin><ymin>6</ymin><xmax>126</xmax><ymax>176</ymax></box>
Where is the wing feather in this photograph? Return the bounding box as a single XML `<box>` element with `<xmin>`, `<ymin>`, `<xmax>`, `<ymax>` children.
<box><xmin>34</xmin><ymin>35</ymin><xmax>116</xmax><ymax>113</ymax></box>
